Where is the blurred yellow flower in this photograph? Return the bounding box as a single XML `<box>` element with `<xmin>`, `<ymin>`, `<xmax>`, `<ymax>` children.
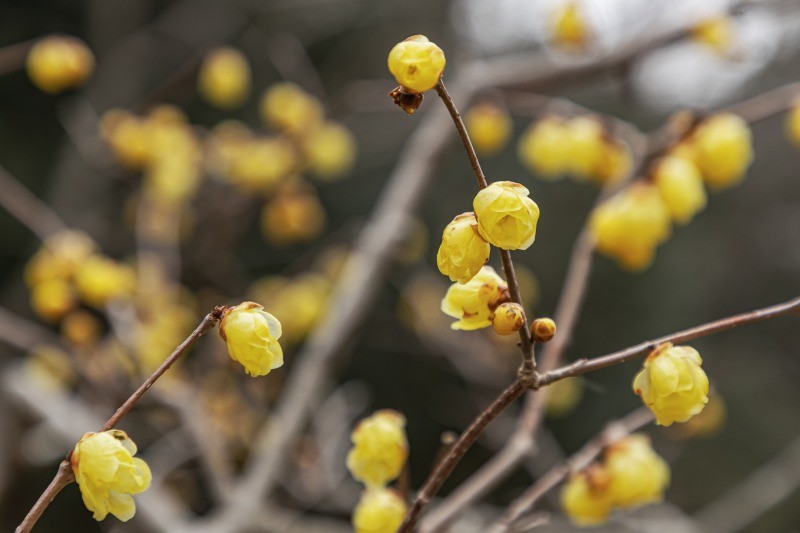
<box><xmin>198</xmin><ymin>47</ymin><xmax>251</xmax><ymax>109</ymax></box>
<box><xmin>592</xmin><ymin>140</ymin><xmax>632</xmax><ymax>185</ymax></box>
<box><xmin>71</xmin><ymin>430</ymin><xmax>151</xmax><ymax>522</ymax></box>
<box><xmin>248</xmin><ymin>274</ymin><xmax>332</xmax><ymax>344</ymax></box>
<box><xmin>544</xmin><ymin>377</ymin><xmax>582</xmax><ymax>418</ymax></box>
<box><xmin>561</xmin><ymin>466</ymin><xmax>613</xmax><ymax>526</ymax></box>
<box><xmin>436</xmin><ymin>212</ymin><xmax>490</xmax><ymax>284</ymax></box>
<box><xmin>26</xmin><ymin>35</ymin><xmax>94</xmax><ymax>94</ymax></box>
<box><xmin>30</xmin><ymin>278</ymin><xmax>76</xmax><ymax>322</ymax></box>
<box><xmin>473</xmin><ymin>181</ymin><xmax>540</xmax><ymax>251</ymax></box>
<box><xmin>74</xmin><ymin>256</ymin><xmax>136</xmax><ymax>308</ymax></box>
<box><xmin>518</xmin><ymin>116</ymin><xmax>571</xmax><ymax>179</ymax></box>
<box><xmin>352</xmin><ymin>487</ymin><xmax>407</xmax><ymax>533</ymax></box>
<box><xmin>228</xmin><ymin>137</ymin><xmax>296</xmax><ymax>193</ymax></box>
<box><xmin>302</xmin><ymin>121</ymin><xmax>358</xmax><ymax>181</ymax></box>
<box><xmin>692</xmin><ymin>113</ymin><xmax>753</xmax><ymax>190</ymax></box>
<box><xmin>605</xmin><ymin>434</ymin><xmax>670</xmax><ymax>509</ymax></box>
<box><xmin>61</xmin><ymin>310</ymin><xmax>102</xmax><ymax>347</ymax></box>
<box><xmin>465</xmin><ymin>103</ymin><xmax>512</xmax><ymax>156</ymax></box>
<box><xmin>633</xmin><ymin>343</ymin><xmax>709</xmax><ymax>426</ymax></box>
<box><xmin>786</xmin><ymin>103</ymin><xmax>800</xmax><ymax>147</ymax></box>
<box><xmin>387</xmin><ymin>35</ymin><xmax>446</xmax><ymax>93</ymax></box>
<box><xmin>441</xmin><ymin>266</ymin><xmax>509</xmax><ymax>330</ymax></box>
<box><xmin>347</xmin><ymin>410</ymin><xmax>408</xmax><ymax>488</ymax></box>
<box><xmin>692</xmin><ymin>16</ymin><xmax>734</xmax><ymax>55</ymax></box>
<box><xmin>219</xmin><ymin>302</ymin><xmax>283</xmax><ymax>377</ymax></box>
<box><xmin>549</xmin><ymin>2</ymin><xmax>592</xmax><ymax>51</ymax></box>
<box><xmin>24</xmin><ymin>229</ymin><xmax>96</xmax><ymax>287</ymax></box>
<box><xmin>563</xmin><ymin>116</ymin><xmax>606</xmax><ymax>180</ymax></box>
<box><xmin>259</xmin><ymin>82</ymin><xmax>324</xmax><ymax>136</ymax></box>
<box><xmin>653</xmin><ymin>156</ymin><xmax>707</xmax><ymax>225</ymax></box>
<box><xmin>260</xmin><ymin>189</ymin><xmax>326</xmax><ymax>245</ymax></box>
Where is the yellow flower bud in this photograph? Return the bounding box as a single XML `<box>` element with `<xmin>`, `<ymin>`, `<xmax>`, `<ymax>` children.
<box><xmin>259</xmin><ymin>82</ymin><xmax>324</xmax><ymax>136</ymax></box>
<box><xmin>785</xmin><ymin>103</ymin><xmax>800</xmax><ymax>147</ymax></box>
<box><xmin>198</xmin><ymin>47</ymin><xmax>251</xmax><ymax>109</ymax></box>
<box><xmin>24</xmin><ymin>229</ymin><xmax>97</xmax><ymax>286</ymax></box>
<box><xmin>518</xmin><ymin>116</ymin><xmax>571</xmax><ymax>179</ymax></box>
<box><xmin>144</xmin><ymin>156</ymin><xmax>201</xmax><ymax>204</ymax></box>
<box><xmin>549</xmin><ymin>2</ymin><xmax>592</xmax><ymax>51</ymax></box>
<box><xmin>531</xmin><ymin>317</ymin><xmax>557</xmax><ymax>343</ymax></box>
<box><xmin>692</xmin><ymin>16</ymin><xmax>734</xmax><ymax>55</ymax></box>
<box><xmin>71</xmin><ymin>430</ymin><xmax>152</xmax><ymax>522</ymax></box>
<box><xmin>592</xmin><ymin>141</ymin><xmax>632</xmax><ymax>185</ymax></box>
<box><xmin>465</xmin><ymin>103</ymin><xmax>512</xmax><ymax>156</ymax></box>
<box><xmin>441</xmin><ymin>266</ymin><xmax>509</xmax><ymax>330</ymax></box>
<box><xmin>347</xmin><ymin>410</ymin><xmax>408</xmax><ymax>487</ymax></box>
<box><xmin>353</xmin><ymin>488</ymin><xmax>407</xmax><ymax>533</ymax></box>
<box><xmin>632</xmin><ymin>343</ymin><xmax>709</xmax><ymax>426</ymax></box>
<box><xmin>260</xmin><ymin>190</ymin><xmax>326</xmax><ymax>245</ymax></box>
<box><xmin>302</xmin><ymin>121</ymin><xmax>358</xmax><ymax>181</ymax></box>
<box><xmin>605</xmin><ymin>434</ymin><xmax>670</xmax><ymax>509</ymax></box>
<box><xmin>74</xmin><ymin>256</ymin><xmax>136</xmax><ymax>308</ymax></box>
<box><xmin>561</xmin><ymin>466</ymin><xmax>613</xmax><ymax>526</ymax></box>
<box><xmin>228</xmin><ymin>137</ymin><xmax>296</xmax><ymax>193</ymax></box>
<box><xmin>563</xmin><ymin>116</ymin><xmax>606</xmax><ymax>179</ymax></box>
<box><xmin>653</xmin><ymin>156</ymin><xmax>707</xmax><ymax>225</ymax></box>
<box><xmin>692</xmin><ymin>113</ymin><xmax>753</xmax><ymax>190</ymax></box>
<box><xmin>219</xmin><ymin>302</ymin><xmax>284</xmax><ymax>377</ymax></box>
<box><xmin>668</xmin><ymin>393</ymin><xmax>727</xmax><ymax>440</ymax></box>
<box><xmin>387</xmin><ymin>35</ymin><xmax>446</xmax><ymax>93</ymax></box>
<box><xmin>473</xmin><ymin>181</ymin><xmax>540</xmax><ymax>251</ymax></box>
<box><xmin>436</xmin><ymin>212</ymin><xmax>490</xmax><ymax>284</ymax></box>
<box><xmin>100</xmin><ymin>110</ymin><xmax>151</xmax><ymax>169</ymax></box>
<box><xmin>26</xmin><ymin>35</ymin><xmax>94</xmax><ymax>94</ymax></box>
<box><xmin>30</xmin><ymin>278</ymin><xmax>76</xmax><ymax>322</ymax></box>
<box><xmin>590</xmin><ymin>183</ymin><xmax>671</xmax><ymax>271</ymax></box>
<box><xmin>492</xmin><ymin>302</ymin><xmax>525</xmax><ymax>336</ymax></box>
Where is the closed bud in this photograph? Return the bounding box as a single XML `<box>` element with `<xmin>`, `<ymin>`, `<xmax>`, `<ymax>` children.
<box><xmin>346</xmin><ymin>410</ymin><xmax>408</xmax><ymax>488</ymax></box>
<box><xmin>441</xmin><ymin>266</ymin><xmax>509</xmax><ymax>330</ymax></box>
<box><xmin>198</xmin><ymin>47</ymin><xmax>251</xmax><ymax>109</ymax></box>
<box><xmin>531</xmin><ymin>317</ymin><xmax>556</xmax><ymax>343</ymax></box>
<box><xmin>473</xmin><ymin>181</ymin><xmax>540</xmax><ymax>251</ymax></box>
<box><xmin>632</xmin><ymin>343</ymin><xmax>709</xmax><ymax>426</ymax></box>
<box><xmin>518</xmin><ymin>116</ymin><xmax>570</xmax><ymax>179</ymax></box>
<box><xmin>561</xmin><ymin>465</ymin><xmax>613</xmax><ymax>526</ymax></box>
<box><xmin>387</xmin><ymin>35</ymin><xmax>446</xmax><ymax>93</ymax></box>
<box><xmin>465</xmin><ymin>103</ymin><xmax>512</xmax><ymax>156</ymax></box>
<box><xmin>352</xmin><ymin>487</ymin><xmax>407</xmax><ymax>533</ymax></box>
<box><xmin>692</xmin><ymin>113</ymin><xmax>753</xmax><ymax>190</ymax></box>
<box><xmin>605</xmin><ymin>434</ymin><xmax>670</xmax><ymax>509</ymax></box>
<box><xmin>259</xmin><ymin>82</ymin><xmax>323</xmax><ymax>136</ymax></box>
<box><xmin>491</xmin><ymin>302</ymin><xmax>525</xmax><ymax>336</ymax></box>
<box><xmin>219</xmin><ymin>302</ymin><xmax>283</xmax><ymax>377</ymax></box>
<box><xmin>653</xmin><ymin>155</ymin><xmax>707</xmax><ymax>224</ymax></box>
<box><xmin>27</xmin><ymin>35</ymin><xmax>94</xmax><ymax>94</ymax></box>
<box><xmin>436</xmin><ymin>212</ymin><xmax>490</xmax><ymax>284</ymax></box>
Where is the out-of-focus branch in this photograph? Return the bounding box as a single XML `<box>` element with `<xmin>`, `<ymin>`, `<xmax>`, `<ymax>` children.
<box><xmin>694</xmin><ymin>433</ymin><xmax>800</xmax><ymax>533</ymax></box>
<box><xmin>0</xmin><ymin>307</ymin><xmax>61</xmax><ymax>352</ymax></box>
<box><xmin>0</xmin><ymin>39</ymin><xmax>32</xmax><ymax>77</ymax></box>
<box><xmin>0</xmin><ymin>164</ymin><xmax>67</xmax><ymax>241</ymax></box>
<box><xmin>490</xmin><ymin>408</ymin><xmax>654</xmax><ymax>533</ymax></box>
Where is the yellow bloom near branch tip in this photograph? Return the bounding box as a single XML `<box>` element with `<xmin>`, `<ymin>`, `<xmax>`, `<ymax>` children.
<box><xmin>219</xmin><ymin>302</ymin><xmax>283</xmax><ymax>377</ymax></box>
<box><xmin>473</xmin><ymin>181</ymin><xmax>540</xmax><ymax>251</ymax></box>
<box><xmin>347</xmin><ymin>410</ymin><xmax>408</xmax><ymax>488</ymax></box>
<box><xmin>436</xmin><ymin>212</ymin><xmax>490</xmax><ymax>284</ymax></box>
<box><xmin>633</xmin><ymin>343</ymin><xmax>709</xmax><ymax>426</ymax></box>
<box><xmin>441</xmin><ymin>266</ymin><xmax>509</xmax><ymax>331</ymax></box>
<box><xmin>71</xmin><ymin>430</ymin><xmax>151</xmax><ymax>522</ymax></box>
<box><xmin>387</xmin><ymin>35</ymin><xmax>446</xmax><ymax>93</ymax></box>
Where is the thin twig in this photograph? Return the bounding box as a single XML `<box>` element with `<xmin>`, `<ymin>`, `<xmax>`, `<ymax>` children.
<box><xmin>0</xmin><ymin>39</ymin><xmax>33</xmax><ymax>77</ymax></box>
<box><xmin>15</xmin><ymin>307</ymin><xmax>225</xmax><ymax>533</ymax></box>
<box><xmin>398</xmin><ymin>379</ymin><xmax>531</xmax><ymax>532</ymax></box>
<box><xmin>490</xmin><ymin>408</ymin><xmax>654</xmax><ymax>533</ymax></box>
<box><xmin>0</xmin><ymin>164</ymin><xmax>67</xmax><ymax>241</ymax></box>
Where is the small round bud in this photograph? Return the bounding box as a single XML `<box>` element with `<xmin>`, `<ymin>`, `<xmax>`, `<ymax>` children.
<box><xmin>531</xmin><ymin>317</ymin><xmax>557</xmax><ymax>343</ymax></box>
<box><xmin>198</xmin><ymin>47</ymin><xmax>251</xmax><ymax>109</ymax></box>
<box><xmin>26</xmin><ymin>35</ymin><xmax>94</xmax><ymax>94</ymax></box>
<box><xmin>352</xmin><ymin>487</ymin><xmax>407</xmax><ymax>533</ymax></box>
<box><xmin>653</xmin><ymin>155</ymin><xmax>707</xmax><ymax>225</ymax></box>
<box><xmin>387</xmin><ymin>35</ymin><xmax>446</xmax><ymax>93</ymax></box>
<box><xmin>692</xmin><ymin>113</ymin><xmax>753</xmax><ymax>190</ymax></box>
<box><xmin>465</xmin><ymin>103</ymin><xmax>512</xmax><ymax>156</ymax></box>
<box><xmin>491</xmin><ymin>302</ymin><xmax>525</xmax><ymax>336</ymax></box>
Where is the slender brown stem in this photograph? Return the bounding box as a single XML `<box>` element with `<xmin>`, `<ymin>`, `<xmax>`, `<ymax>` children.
<box><xmin>490</xmin><ymin>408</ymin><xmax>654</xmax><ymax>533</ymax></box>
<box><xmin>398</xmin><ymin>378</ymin><xmax>530</xmax><ymax>532</ymax></box>
<box><xmin>0</xmin><ymin>164</ymin><xmax>67</xmax><ymax>241</ymax></box>
<box><xmin>434</xmin><ymin>80</ymin><xmax>536</xmax><ymax>374</ymax></box>
<box><xmin>538</xmin><ymin>296</ymin><xmax>800</xmax><ymax>386</ymax></box>
<box><xmin>16</xmin><ymin>307</ymin><xmax>226</xmax><ymax>533</ymax></box>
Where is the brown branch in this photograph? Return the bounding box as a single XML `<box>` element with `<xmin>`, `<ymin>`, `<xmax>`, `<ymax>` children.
<box><xmin>490</xmin><ymin>408</ymin><xmax>654</xmax><ymax>533</ymax></box>
<box><xmin>722</xmin><ymin>81</ymin><xmax>800</xmax><ymax>124</ymax></box>
<box><xmin>398</xmin><ymin>379</ymin><xmax>530</xmax><ymax>532</ymax></box>
<box><xmin>538</xmin><ymin>296</ymin><xmax>800</xmax><ymax>387</ymax></box>
<box><xmin>434</xmin><ymin>80</ymin><xmax>536</xmax><ymax>375</ymax></box>
<box><xmin>15</xmin><ymin>307</ymin><xmax>225</xmax><ymax>533</ymax></box>
<box><xmin>0</xmin><ymin>164</ymin><xmax>67</xmax><ymax>241</ymax></box>
<box><xmin>0</xmin><ymin>39</ymin><xmax>32</xmax><ymax>77</ymax></box>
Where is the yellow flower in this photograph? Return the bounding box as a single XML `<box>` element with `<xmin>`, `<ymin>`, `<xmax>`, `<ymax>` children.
<box><xmin>465</xmin><ymin>103</ymin><xmax>512</xmax><ymax>156</ymax></box>
<box><xmin>387</xmin><ymin>35</ymin><xmax>446</xmax><ymax>93</ymax></box>
<box><xmin>228</xmin><ymin>137</ymin><xmax>296</xmax><ymax>193</ymax></box>
<box><xmin>74</xmin><ymin>256</ymin><xmax>136</xmax><ymax>308</ymax></box>
<box><xmin>668</xmin><ymin>393</ymin><xmax>727</xmax><ymax>440</ymax></box>
<box><xmin>219</xmin><ymin>302</ymin><xmax>283</xmax><ymax>377</ymax></box>
<box><xmin>302</xmin><ymin>121</ymin><xmax>358</xmax><ymax>181</ymax></box>
<box><xmin>605</xmin><ymin>434</ymin><xmax>670</xmax><ymax>509</ymax></box>
<box><xmin>198</xmin><ymin>47</ymin><xmax>251</xmax><ymax>109</ymax></box>
<box><xmin>473</xmin><ymin>181</ymin><xmax>540</xmax><ymax>250</ymax></box>
<box><xmin>563</xmin><ymin>116</ymin><xmax>606</xmax><ymax>180</ymax></box>
<box><xmin>71</xmin><ymin>430</ymin><xmax>152</xmax><ymax>522</ymax></box>
<box><xmin>653</xmin><ymin>156</ymin><xmax>707</xmax><ymax>225</ymax></box>
<box><xmin>785</xmin><ymin>103</ymin><xmax>800</xmax><ymax>147</ymax></box>
<box><xmin>436</xmin><ymin>212</ymin><xmax>490</xmax><ymax>284</ymax></box>
<box><xmin>353</xmin><ymin>488</ymin><xmax>407</xmax><ymax>533</ymax></box>
<box><xmin>491</xmin><ymin>302</ymin><xmax>525</xmax><ymax>336</ymax></box>
<box><xmin>30</xmin><ymin>278</ymin><xmax>76</xmax><ymax>322</ymax></box>
<box><xmin>100</xmin><ymin>110</ymin><xmax>151</xmax><ymax>170</ymax></box>
<box><xmin>61</xmin><ymin>310</ymin><xmax>102</xmax><ymax>346</ymax></box>
<box><xmin>260</xmin><ymin>189</ymin><xmax>326</xmax><ymax>245</ymax></box>
<box><xmin>518</xmin><ymin>116</ymin><xmax>570</xmax><ymax>179</ymax></box>
<box><xmin>590</xmin><ymin>183</ymin><xmax>671</xmax><ymax>271</ymax></box>
<box><xmin>26</xmin><ymin>35</ymin><xmax>94</xmax><ymax>94</ymax></box>
<box><xmin>24</xmin><ymin>229</ymin><xmax>97</xmax><ymax>286</ymax></box>
<box><xmin>441</xmin><ymin>266</ymin><xmax>509</xmax><ymax>330</ymax></box>
<box><xmin>259</xmin><ymin>82</ymin><xmax>324</xmax><ymax>136</ymax></box>
<box><xmin>692</xmin><ymin>16</ymin><xmax>734</xmax><ymax>55</ymax></box>
<box><xmin>347</xmin><ymin>410</ymin><xmax>408</xmax><ymax>487</ymax></box>
<box><xmin>561</xmin><ymin>466</ymin><xmax>613</xmax><ymax>527</ymax></box>
<box><xmin>549</xmin><ymin>2</ymin><xmax>592</xmax><ymax>51</ymax></box>
<box><xmin>692</xmin><ymin>113</ymin><xmax>753</xmax><ymax>190</ymax></box>
<box><xmin>632</xmin><ymin>343</ymin><xmax>709</xmax><ymax>426</ymax></box>
<box><xmin>592</xmin><ymin>141</ymin><xmax>632</xmax><ymax>185</ymax></box>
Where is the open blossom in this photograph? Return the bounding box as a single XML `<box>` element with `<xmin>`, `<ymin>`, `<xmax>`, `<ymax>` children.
<box><xmin>473</xmin><ymin>181</ymin><xmax>540</xmax><ymax>251</ymax></box>
<box><xmin>387</xmin><ymin>35</ymin><xmax>446</xmax><ymax>93</ymax></box>
<box><xmin>352</xmin><ymin>487</ymin><xmax>407</xmax><ymax>533</ymax></box>
<box><xmin>605</xmin><ymin>434</ymin><xmax>670</xmax><ymax>509</ymax></box>
<box><xmin>633</xmin><ymin>343</ymin><xmax>709</xmax><ymax>426</ymax></box>
<box><xmin>71</xmin><ymin>430</ymin><xmax>151</xmax><ymax>522</ymax></box>
<box><xmin>219</xmin><ymin>302</ymin><xmax>283</xmax><ymax>377</ymax></box>
<box><xmin>441</xmin><ymin>266</ymin><xmax>509</xmax><ymax>330</ymax></box>
<box><xmin>347</xmin><ymin>410</ymin><xmax>408</xmax><ymax>488</ymax></box>
<box><xmin>436</xmin><ymin>212</ymin><xmax>490</xmax><ymax>284</ymax></box>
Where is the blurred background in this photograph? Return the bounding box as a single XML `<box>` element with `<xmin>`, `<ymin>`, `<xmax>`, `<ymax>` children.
<box><xmin>0</xmin><ymin>0</ymin><xmax>799</xmax><ymax>531</ymax></box>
